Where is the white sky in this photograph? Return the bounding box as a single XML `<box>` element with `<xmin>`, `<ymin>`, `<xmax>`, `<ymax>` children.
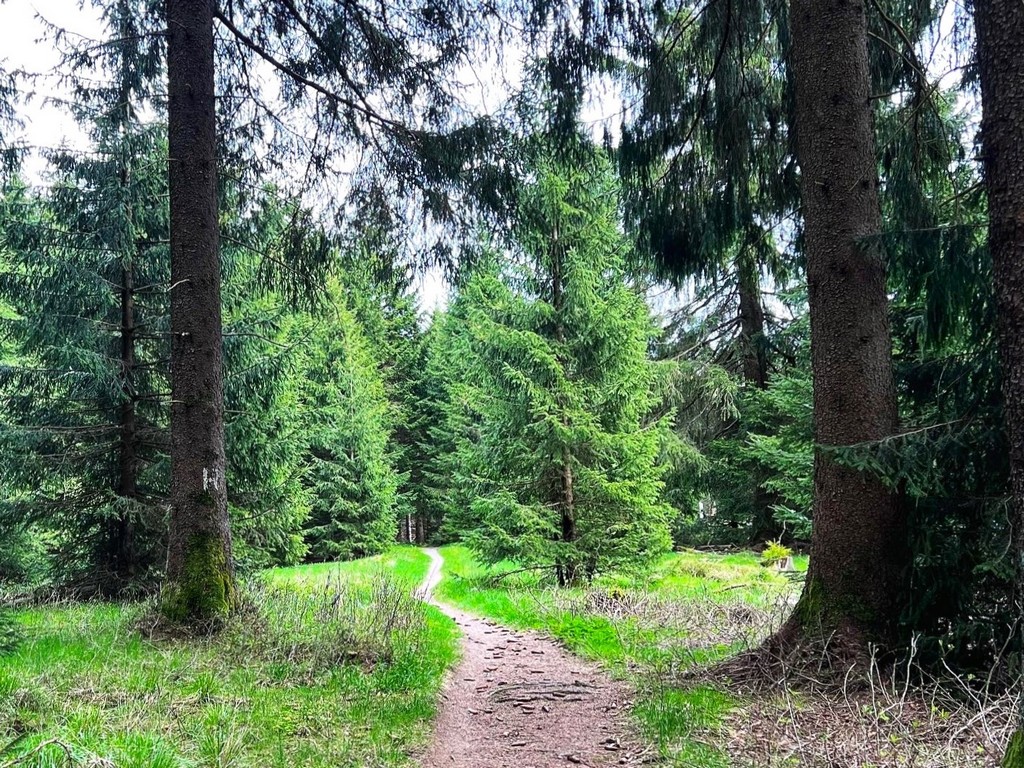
<box><xmin>0</xmin><ymin>3</ymin><xmax>102</xmax><ymax>180</ymax></box>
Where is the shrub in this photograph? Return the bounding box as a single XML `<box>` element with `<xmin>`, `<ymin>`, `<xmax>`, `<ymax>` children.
<box><xmin>760</xmin><ymin>540</ymin><xmax>793</xmax><ymax>568</ymax></box>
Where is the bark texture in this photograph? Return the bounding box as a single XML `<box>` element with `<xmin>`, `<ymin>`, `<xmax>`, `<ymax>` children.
<box><xmin>785</xmin><ymin>0</ymin><xmax>904</xmax><ymax>642</ymax></box>
<box><xmin>551</xmin><ymin>244</ymin><xmax>578</xmax><ymax>586</ymax></box>
<box><xmin>973</xmin><ymin>0</ymin><xmax>1024</xmax><ymax>759</ymax></box>
<box><xmin>110</xmin><ymin>261</ymin><xmax>138</xmax><ymax>581</ymax></box>
<box><xmin>161</xmin><ymin>0</ymin><xmax>237</xmax><ymax>622</ymax></box>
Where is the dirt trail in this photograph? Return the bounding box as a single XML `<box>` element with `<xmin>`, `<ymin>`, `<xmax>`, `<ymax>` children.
<box><xmin>417</xmin><ymin>548</ymin><xmax>645</xmax><ymax>768</ymax></box>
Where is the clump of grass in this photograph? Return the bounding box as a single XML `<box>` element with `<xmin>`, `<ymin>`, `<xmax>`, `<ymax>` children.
<box><xmin>232</xmin><ymin>572</ymin><xmax>429</xmax><ymax>674</ymax></box>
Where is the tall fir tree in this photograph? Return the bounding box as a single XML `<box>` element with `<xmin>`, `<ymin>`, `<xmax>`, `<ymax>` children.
<box><xmin>162</xmin><ymin>0</ymin><xmax>237</xmax><ymax>622</ymax></box>
<box><xmin>778</xmin><ymin>0</ymin><xmax>904</xmax><ymax>654</ymax></box>
<box><xmin>451</xmin><ymin>148</ymin><xmax>671</xmax><ymax>583</ymax></box>
<box><xmin>294</xmin><ymin>281</ymin><xmax>400</xmax><ymax>561</ymax></box>
<box><xmin>0</xmin><ymin>125</ymin><xmax>170</xmax><ymax>593</ymax></box>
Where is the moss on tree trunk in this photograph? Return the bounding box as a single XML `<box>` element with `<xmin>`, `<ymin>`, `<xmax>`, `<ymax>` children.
<box><xmin>160</xmin><ymin>532</ymin><xmax>239</xmax><ymax>622</ymax></box>
<box><xmin>1004</xmin><ymin>730</ymin><xmax>1024</xmax><ymax>768</ymax></box>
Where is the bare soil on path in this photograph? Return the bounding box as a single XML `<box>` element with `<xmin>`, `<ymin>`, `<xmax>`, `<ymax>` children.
<box><xmin>417</xmin><ymin>548</ymin><xmax>647</xmax><ymax>768</ymax></box>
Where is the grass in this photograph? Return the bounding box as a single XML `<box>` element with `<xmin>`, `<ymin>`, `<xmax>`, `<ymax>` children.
<box><xmin>0</xmin><ymin>546</ymin><xmax>458</xmax><ymax>768</ymax></box>
<box><xmin>435</xmin><ymin>545</ymin><xmax>804</xmax><ymax>767</ymax></box>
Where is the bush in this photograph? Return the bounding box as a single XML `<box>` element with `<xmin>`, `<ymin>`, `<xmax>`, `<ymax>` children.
<box><xmin>760</xmin><ymin>540</ymin><xmax>793</xmax><ymax>568</ymax></box>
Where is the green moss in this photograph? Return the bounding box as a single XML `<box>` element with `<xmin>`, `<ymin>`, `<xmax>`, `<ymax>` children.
<box><xmin>792</xmin><ymin>573</ymin><xmax>877</xmax><ymax>631</ymax></box>
<box><xmin>792</xmin><ymin>573</ymin><xmax>826</xmax><ymax>627</ymax></box>
<box><xmin>160</xmin><ymin>533</ymin><xmax>239</xmax><ymax>623</ymax></box>
<box><xmin>1003</xmin><ymin>728</ymin><xmax>1024</xmax><ymax>768</ymax></box>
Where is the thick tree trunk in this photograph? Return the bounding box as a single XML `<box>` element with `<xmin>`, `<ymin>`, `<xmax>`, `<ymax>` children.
<box><xmin>161</xmin><ymin>0</ymin><xmax>237</xmax><ymax>622</ymax></box>
<box><xmin>782</xmin><ymin>0</ymin><xmax>904</xmax><ymax>647</ymax></box>
<box><xmin>972</xmin><ymin>1</ymin><xmax>1024</xmax><ymax>762</ymax></box>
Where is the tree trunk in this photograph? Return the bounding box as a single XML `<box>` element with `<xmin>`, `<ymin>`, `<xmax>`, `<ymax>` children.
<box><xmin>972</xmin><ymin>0</ymin><xmax>1024</xmax><ymax>762</ymax></box>
<box><xmin>161</xmin><ymin>0</ymin><xmax>237</xmax><ymax>622</ymax></box>
<box><xmin>111</xmin><ymin>260</ymin><xmax>138</xmax><ymax>584</ymax></box>
<box><xmin>781</xmin><ymin>0</ymin><xmax>904</xmax><ymax>648</ymax></box>
<box><xmin>736</xmin><ymin>251</ymin><xmax>768</xmax><ymax>390</ymax></box>
<box><xmin>550</xmin><ymin>237</ymin><xmax>578</xmax><ymax>587</ymax></box>
<box><xmin>559</xmin><ymin>447</ymin><xmax>577</xmax><ymax>585</ymax></box>
<box><xmin>736</xmin><ymin>249</ymin><xmax>781</xmax><ymax>543</ymax></box>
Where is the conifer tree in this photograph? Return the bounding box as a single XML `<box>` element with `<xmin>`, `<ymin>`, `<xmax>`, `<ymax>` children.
<box><xmin>338</xmin><ymin>241</ymin><xmax>426</xmax><ymax>543</ymax></box>
<box><xmin>0</xmin><ymin>124</ymin><xmax>170</xmax><ymax>593</ymax></box>
<box><xmin>972</xmin><ymin>0</ymin><xmax>1024</xmax><ymax>761</ymax></box>
<box><xmin>452</xmin><ymin>148</ymin><xmax>671</xmax><ymax>583</ymax></box>
<box><xmin>414</xmin><ymin>297</ymin><xmax>486</xmax><ymax>543</ymax></box>
<box><xmin>0</xmin><ymin>128</ymin><xmax>324</xmax><ymax>588</ymax></box>
<box><xmin>162</xmin><ymin>0</ymin><xmax>237</xmax><ymax>622</ymax></box>
<box><xmin>294</xmin><ymin>282</ymin><xmax>399</xmax><ymax>560</ymax></box>
<box><xmin>779</xmin><ymin>0</ymin><xmax>904</xmax><ymax>652</ymax></box>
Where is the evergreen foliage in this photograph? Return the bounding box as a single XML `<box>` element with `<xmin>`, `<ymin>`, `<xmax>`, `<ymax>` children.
<box><xmin>0</xmin><ymin>0</ymin><xmax>1020</xmax><ymax>734</ymax></box>
<box><xmin>436</xmin><ymin>149</ymin><xmax>672</xmax><ymax>581</ymax></box>
<box><xmin>0</xmin><ymin>125</ymin><xmax>403</xmax><ymax>590</ymax></box>
<box><xmin>295</xmin><ymin>282</ymin><xmax>400</xmax><ymax>561</ymax></box>
<box><xmin>0</xmin><ymin>125</ymin><xmax>171</xmax><ymax>593</ymax></box>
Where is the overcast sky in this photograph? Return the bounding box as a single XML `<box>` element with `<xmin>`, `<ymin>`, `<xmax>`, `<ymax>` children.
<box><xmin>0</xmin><ymin>3</ymin><xmax>104</xmax><ymax>179</ymax></box>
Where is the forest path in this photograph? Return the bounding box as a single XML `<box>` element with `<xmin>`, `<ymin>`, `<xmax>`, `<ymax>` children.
<box><xmin>417</xmin><ymin>548</ymin><xmax>644</xmax><ymax>768</ymax></box>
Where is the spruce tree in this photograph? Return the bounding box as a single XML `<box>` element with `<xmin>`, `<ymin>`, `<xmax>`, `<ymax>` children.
<box><xmin>294</xmin><ymin>282</ymin><xmax>399</xmax><ymax>561</ymax></box>
<box><xmin>411</xmin><ymin>302</ymin><xmax>481</xmax><ymax>544</ymax></box>
<box><xmin>972</xmin><ymin>0</ymin><xmax>1024</xmax><ymax>761</ymax></box>
<box><xmin>453</xmin><ymin>148</ymin><xmax>671</xmax><ymax>583</ymax></box>
<box><xmin>338</xmin><ymin>242</ymin><xmax>425</xmax><ymax>543</ymax></box>
<box><xmin>779</xmin><ymin>0</ymin><xmax>904</xmax><ymax>653</ymax></box>
<box><xmin>162</xmin><ymin>0</ymin><xmax>237</xmax><ymax>622</ymax></box>
<box><xmin>0</xmin><ymin>123</ymin><xmax>170</xmax><ymax>593</ymax></box>
<box><xmin>0</xmin><ymin>128</ymin><xmax>326</xmax><ymax>588</ymax></box>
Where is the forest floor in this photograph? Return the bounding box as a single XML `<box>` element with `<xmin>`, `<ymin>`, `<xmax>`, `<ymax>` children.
<box><xmin>432</xmin><ymin>545</ymin><xmax>1016</xmax><ymax>768</ymax></box>
<box><xmin>0</xmin><ymin>548</ymin><xmax>457</xmax><ymax>768</ymax></box>
<box><xmin>1</xmin><ymin>547</ymin><xmax>1016</xmax><ymax>768</ymax></box>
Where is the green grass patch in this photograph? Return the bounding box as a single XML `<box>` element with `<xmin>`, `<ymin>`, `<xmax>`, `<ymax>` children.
<box><xmin>436</xmin><ymin>545</ymin><xmax>802</xmax><ymax>767</ymax></box>
<box><xmin>1</xmin><ymin>545</ymin><xmax>457</xmax><ymax>768</ymax></box>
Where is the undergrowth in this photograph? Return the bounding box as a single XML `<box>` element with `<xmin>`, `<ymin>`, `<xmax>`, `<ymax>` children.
<box><xmin>0</xmin><ymin>546</ymin><xmax>457</xmax><ymax>768</ymax></box>
<box><xmin>435</xmin><ymin>545</ymin><xmax>1013</xmax><ymax>767</ymax></box>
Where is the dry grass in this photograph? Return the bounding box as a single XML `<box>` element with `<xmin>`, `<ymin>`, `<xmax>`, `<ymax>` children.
<box><xmin>724</xmin><ymin>650</ymin><xmax>1018</xmax><ymax>767</ymax></box>
<box><xmin>538</xmin><ymin>576</ymin><xmax>1015</xmax><ymax>766</ymax></box>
